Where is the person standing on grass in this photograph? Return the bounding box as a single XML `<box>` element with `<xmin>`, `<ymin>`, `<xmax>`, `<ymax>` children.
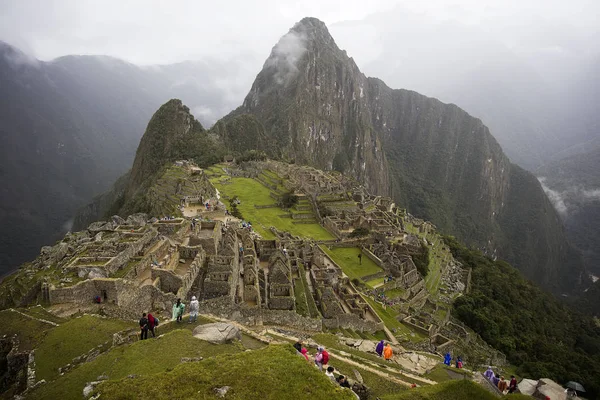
<box><xmin>383</xmin><ymin>343</ymin><xmax>393</xmax><ymax>361</ymax></box>
<box><xmin>188</xmin><ymin>296</ymin><xmax>199</xmax><ymax>324</ymax></box>
<box><xmin>508</xmin><ymin>376</ymin><xmax>518</xmax><ymax>393</ymax></box>
<box><xmin>315</xmin><ymin>347</ymin><xmax>324</xmax><ymax>371</ymax></box>
<box><xmin>375</xmin><ymin>340</ymin><xmax>384</xmax><ymax>357</ymax></box>
<box><xmin>139</xmin><ymin>313</ymin><xmax>148</xmax><ymax>340</ymax></box>
<box><xmin>172</xmin><ymin>298</ymin><xmax>185</xmax><ymax>323</ymax></box>
<box><xmin>301</xmin><ymin>348</ymin><xmax>310</xmax><ymax>362</ymax></box>
<box><xmin>293</xmin><ymin>340</ymin><xmax>303</xmax><ymax>353</ymax></box>
<box><xmin>147</xmin><ymin>312</ymin><xmax>156</xmax><ymax>338</ymax></box>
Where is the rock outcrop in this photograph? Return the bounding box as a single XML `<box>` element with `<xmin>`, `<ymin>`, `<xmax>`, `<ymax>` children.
<box><xmin>192</xmin><ymin>323</ymin><xmax>241</xmax><ymax>344</ymax></box>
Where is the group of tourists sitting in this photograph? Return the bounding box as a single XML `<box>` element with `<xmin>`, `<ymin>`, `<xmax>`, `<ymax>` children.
<box><xmin>484</xmin><ymin>366</ymin><xmax>518</xmax><ymax>394</ymax></box>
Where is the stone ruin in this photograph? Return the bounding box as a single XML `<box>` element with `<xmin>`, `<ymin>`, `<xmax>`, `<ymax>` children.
<box><xmin>16</xmin><ymin>160</ymin><xmax>471</xmax><ymax>350</ymax></box>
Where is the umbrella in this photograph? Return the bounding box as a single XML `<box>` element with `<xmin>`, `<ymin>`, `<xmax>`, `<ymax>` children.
<box><xmin>565</xmin><ymin>381</ymin><xmax>586</xmax><ymax>392</ymax></box>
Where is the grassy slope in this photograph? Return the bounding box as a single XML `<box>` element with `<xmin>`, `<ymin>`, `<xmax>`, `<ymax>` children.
<box><xmin>380</xmin><ymin>379</ymin><xmax>531</xmax><ymax>400</ymax></box>
<box><xmin>95</xmin><ymin>345</ymin><xmax>356</xmax><ymax>400</ymax></box>
<box><xmin>0</xmin><ymin>309</ymin><xmax>56</xmax><ymax>351</ymax></box>
<box><xmin>321</xmin><ymin>247</ymin><xmax>382</xmax><ymax>282</ymax></box>
<box><xmin>31</xmin><ymin>330</ymin><xmax>244</xmax><ymax>400</ymax></box>
<box><xmin>35</xmin><ymin>315</ymin><xmax>135</xmax><ymax>382</ymax></box>
<box><xmin>212</xmin><ymin>177</ymin><xmax>333</xmax><ymax>240</ymax></box>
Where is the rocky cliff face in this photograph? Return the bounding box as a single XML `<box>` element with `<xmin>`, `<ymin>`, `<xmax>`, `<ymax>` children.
<box><xmin>236</xmin><ymin>18</ymin><xmax>390</xmax><ymax>196</ymax></box>
<box><xmin>73</xmin><ymin>99</ymin><xmax>224</xmax><ymax>228</ymax></box>
<box><xmin>223</xmin><ymin>17</ymin><xmax>583</xmax><ymax>292</ymax></box>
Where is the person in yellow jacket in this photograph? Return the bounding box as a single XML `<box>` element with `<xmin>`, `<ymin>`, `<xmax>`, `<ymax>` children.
<box><xmin>383</xmin><ymin>343</ymin><xmax>393</xmax><ymax>361</ymax></box>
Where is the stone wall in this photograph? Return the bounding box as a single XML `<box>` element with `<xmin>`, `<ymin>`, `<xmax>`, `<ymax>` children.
<box><xmin>49</xmin><ymin>278</ymin><xmax>125</xmax><ymax>304</ymax></box>
<box><xmin>104</xmin><ymin>228</ymin><xmax>157</xmax><ymax>274</ymax></box>
<box><xmin>198</xmin><ymin>297</ymin><xmax>322</xmax><ymax>331</ymax></box>
<box><xmin>176</xmin><ymin>250</ymin><xmax>205</xmax><ymax>300</ymax></box>
<box><xmin>151</xmin><ymin>268</ymin><xmax>183</xmax><ymax>294</ymax></box>
<box><xmin>322</xmin><ymin>314</ymin><xmax>384</xmax><ymax>333</ymax></box>
<box><xmin>361</xmin><ymin>247</ymin><xmax>384</xmax><ymax>269</ymax></box>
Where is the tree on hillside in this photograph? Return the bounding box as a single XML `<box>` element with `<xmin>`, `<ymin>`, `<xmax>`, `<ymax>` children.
<box><xmin>279</xmin><ymin>191</ymin><xmax>299</xmax><ymax>209</ymax></box>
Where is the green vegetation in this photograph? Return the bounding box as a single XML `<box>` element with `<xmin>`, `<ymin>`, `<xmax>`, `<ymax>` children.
<box><xmin>213</xmin><ymin>177</ymin><xmax>332</xmax><ymax>240</ymax></box>
<box><xmin>444</xmin><ymin>235</ymin><xmax>600</xmax><ymax>399</ymax></box>
<box><xmin>298</xmin><ymin>262</ymin><xmax>321</xmax><ymax>318</ymax></box>
<box><xmin>412</xmin><ymin>239</ymin><xmax>430</xmax><ymax>277</ymax></box>
<box><xmin>35</xmin><ymin>315</ymin><xmax>134</xmax><ymax>381</ymax></box>
<box><xmin>279</xmin><ymin>191</ymin><xmax>299</xmax><ymax>209</ymax></box>
<box><xmin>0</xmin><ymin>309</ymin><xmax>56</xmax><ymax>351</ymax></box>
<box><xmin>321</xmin><ymin>247</ymin><xmax>381</xmax><ymax>284</ymax></box>
<box><xmin>95</xmin><ymin>345</ymin><xmax>355</xmax><ymax>400</ymax></box>
<box><xmin>32</xmin><ymin>330</ymin><xmax>245</xmax><ymax>400</ymax></box>
<box><xmin>380</xmin><ymin>379</ymin><xmax>529</xmax><ymax>400</ymax></box>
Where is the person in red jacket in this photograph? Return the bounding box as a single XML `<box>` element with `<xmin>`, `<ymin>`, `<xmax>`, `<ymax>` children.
<box><xmin>147</xmin><ymin>312</ymin><xmax>156</xmax><ymax>338</ymax></box>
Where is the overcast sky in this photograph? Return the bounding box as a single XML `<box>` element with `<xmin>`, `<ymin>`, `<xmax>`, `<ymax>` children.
<box><xmin>1</xmin><ymin>0</ymin><xmax>597</xmax><ymax>66</ymax></box>
<box><xmin>1</xmin><ymin>0</ymin><xmax>598</xmax><ymax>133</ymax></box>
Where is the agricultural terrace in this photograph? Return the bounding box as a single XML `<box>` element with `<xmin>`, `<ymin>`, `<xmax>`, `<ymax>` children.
<box><xmin>208</xmin><ymin>168</ymin><xmax>333</xmax><ymax>241</ymax></box>
<box><xmin>320</xmin><ymin>246</ymin><xmax>382</xmax><ymax>287</ymax></box>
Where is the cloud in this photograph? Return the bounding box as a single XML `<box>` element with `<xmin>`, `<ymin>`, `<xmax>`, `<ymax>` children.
<box><xmin>582</xmin><ymin>189</ymin><xmax>600</xmax><ymax>200</ymax></box>
<box><xmin>264</xmin><ymin>30</ymin><xmax>307</xmax><ymax>85</ymax></box>
<box><xmin>1</xmin><ymin>43</ymin><xmax>40</xmax><ymax>69</ymax></box>
<box><xmin>538</xmin><ymin>177</ymin><xmax>568</xmax><ymax>215</ymax></box>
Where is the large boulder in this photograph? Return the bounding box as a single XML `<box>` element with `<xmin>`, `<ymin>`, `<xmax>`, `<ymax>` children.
<box><xmin>192</xmin><ymin>323</ymin><xmax>241</xmax><ymax>344</ymax></box>
<box><xmin>357</xmin><ymin>340</ymin><xmax>377</xmax><ymax>354</ymax></box>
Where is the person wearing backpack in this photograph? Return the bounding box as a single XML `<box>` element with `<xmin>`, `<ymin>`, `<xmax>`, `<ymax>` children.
<box><xmin>147</xmin><ymin>312</ymin><xmax>156</xmax><ymax>338</ymax></box>
<box><xmin>139</xmin><ymin>313</ymin><xmax>149</xmax><ymax>340</ymax></box>
<box><xmin>321</xmin><ymin>347</ymin><xmax>330</xmax><ymax>366</ymax></box>
<box><xmin>314</xmin><ymin>347</ymin><xmax>324</xmax><ymax>371</ymax></box>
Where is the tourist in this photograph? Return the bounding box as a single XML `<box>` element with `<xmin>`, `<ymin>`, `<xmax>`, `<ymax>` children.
<box><xmin>498</xmin><ymin>376</ymin><xmax>508</xmax><ymax>393</ymax></box>
<box><xmin>326</xmin><ymin>366</ymin><xmax>336</xmax><ymax>382</ymax></box>
<box><xmin>147</xmin><ymin>312</ymin><xmax>156</xmax><ymax>338</ymax></box>
<box><xmin>301</xmin><ymin>347</ymin><xmax>310</xmax><ymax>361</ymax></box>
<box><xmin>444</xmin><ymin>352</ymin><xmax>452</xmax><ymax>366</ymax></box>
<box><xmin>508</xmin><ymin>376</ymin><xmax>518</xmax><ymax>393</ymax></box>
<box><xmin>172</xmin><ymin>298</ymin><xmax>185</xmax><ymax>323</ymax></box>
<box><xmin>484</xmin><ymin>366</ymin><xmax>495</xmax><ymax>381</ymax></box>
<box><xmin>321</xmin><ymin>346</ymin><xmax>330</xmax><ymax>366</ymax></box>
<box><xmin>293</xmin><ymin>340</ymin><xmax>303</xmax><ymax>353</ymax></box>
<box><xmin>375</xmin><ymin>340</ymin><xmax>384</xmax><ymax>357</ymax></box>
<box><xmin>139</xmin><ymin>312</ymin><xmax>148</xmax><ymax>340</ymax></box>
<box><xmin>188</xmin><ymin>295</ymin><xmax>199</xmax><ymax>324</ymax></box>
<box><xmin>383</xmin><ymin>343</ymin><xmax>393</xmax><ymax>361</ymax></box>
<box><xmin>337</xmin><ymin>375</ymin><xmax>351</xmax><ymax>388</ymax></box>
<box><xmin>315</xmin><ymin>347</ymin><xmax>324</xmax><ymax>371</ymax></box>
<box><xmin>457</xmin><ymin>357</ymin><xmax>463</xmax><ymax>369</ymax></box>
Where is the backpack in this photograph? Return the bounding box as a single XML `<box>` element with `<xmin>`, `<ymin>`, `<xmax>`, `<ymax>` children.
<box><xmin>154</xmin><ymin>317</ymin><xmax>159</xmax><ymax>326</ymax></box>
<box><xmin>321</xmin><ymin>350</ymin><xmax>329</xmax><ymax>365</ymax></box>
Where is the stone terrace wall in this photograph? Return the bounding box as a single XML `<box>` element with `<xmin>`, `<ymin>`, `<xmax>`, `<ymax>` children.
<box><xmin>151</xmin><ymin>268</ymin><xmax>182</xmax><ymax>294</ymax></box>
<box><xmin>322</xmin><ymin>314</ymin><xmax>384</xmax><ymax>333</ymax></box>
<box><xmin>176</xmin><ymin>250</ymin><xmax>206</xmax><ymax>300</ymax></box>
<box><xmin>198</xmin><ymin>297</ymin><xmax>322</xmax><ymax>331</ymax></box>
<box><xmin>49</xmin><ymin>279</ymin><xmax>125</xmax><ymax>305</ymax></box>
<box><xmin>105</xmin><ymin>229</ymin><xmax>157</xmax><ymax>274</ymax></box>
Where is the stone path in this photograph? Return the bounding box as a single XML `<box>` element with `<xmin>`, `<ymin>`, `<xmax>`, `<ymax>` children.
<box><xmin>9</xmin><ymin>308</ymin><xmax>60</xmax><ymax>326</ymax></box>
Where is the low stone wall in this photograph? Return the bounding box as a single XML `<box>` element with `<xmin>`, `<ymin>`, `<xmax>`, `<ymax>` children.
<box><xmin>401</xmin><ymin>317</ymin><xmax>430</xmax><ymax>336</ymax></box>
<box><xmin>151</xmin><ymin>268</ymin><xmax>183</xmax><ymax>295</ymax></box>
<box><xmin>49</xmin><ymin>278</ymin><xmax>124</xmax><ymax>305</ymax></box>
<box><xmin>361</xmin><ymin>247</ymin><xmax>384</xmax><ymax>269</ymax></box>
<box><xmin>176</xmin><ymin>250</ymin><xmax>205</xmax><ymax>300</ymax></box>
<box><xmin>322</xmin><ymin>314</ymin><xmax>384</xmax><ymax>333</ymax></box>
<box><xmin>104</xmin><ymin>228</ymin><xmax>156</xmax><ymax>274</ymax></box>
<box><xmin>198</xmin><ymin>297</ymin><xmax>322</xmax><ymax>331</ymax></box>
